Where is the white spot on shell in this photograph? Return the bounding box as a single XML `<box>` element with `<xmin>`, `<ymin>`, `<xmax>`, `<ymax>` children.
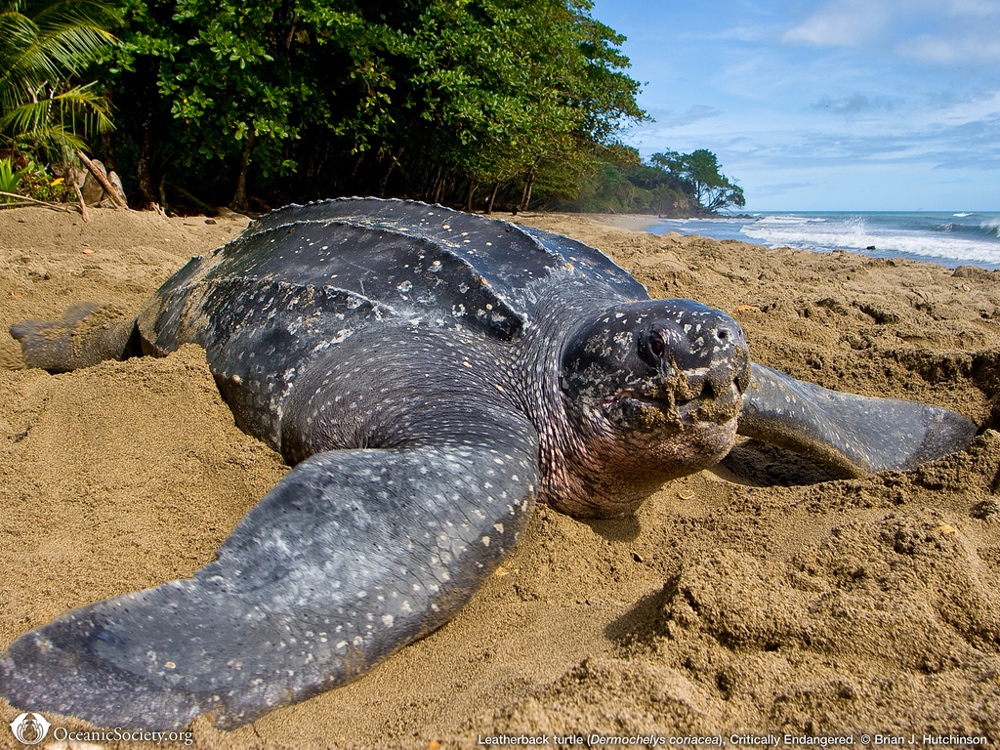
<box><xmin>330</xmin><ymin>329</ymin><xmax>352</xmax><ymax>344</ymax></box>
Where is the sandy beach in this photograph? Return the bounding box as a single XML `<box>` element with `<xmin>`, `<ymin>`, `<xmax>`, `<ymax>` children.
<box><xmin>1</xmin><ymin>206</ymin><xmax>999</xmax><ymax>749</ymax></box>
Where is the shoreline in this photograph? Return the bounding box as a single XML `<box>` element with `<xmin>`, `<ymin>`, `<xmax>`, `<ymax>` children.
<box><xmin>630</xmin><ymin>209</ymin><xmax>1000</xmax><ymax>271</ymax></box>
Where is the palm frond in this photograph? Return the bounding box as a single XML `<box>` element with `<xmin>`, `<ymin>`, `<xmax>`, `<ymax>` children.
<box><xmin>2</xmin><ymin>114</ymin><xmax>89</xmax><ymax>153</ymax></box>
<box><xmin>1</xmin><ymin>83</ymin><xmax>112</xmax><ymax>137</ymax></box>
<box><xmin>0</xmin><ymin>0</ymin><xmax>118</xmax><ymax>151</ymax></box>
<box><xmin>0</xmin><ymin>14</ymin><xmax>116</xmax><ymax>95</ymax></box>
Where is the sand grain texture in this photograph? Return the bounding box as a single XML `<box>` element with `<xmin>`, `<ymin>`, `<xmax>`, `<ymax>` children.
<box><xmin>1</xmin><ymin>207</ymin><xmax>999</xmax><ymax>749</ymax></box>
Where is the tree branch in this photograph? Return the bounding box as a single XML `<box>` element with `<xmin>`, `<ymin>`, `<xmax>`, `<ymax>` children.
<box><xmin>0</xmin><ymin>192</ymin><xmax>79</xmax><ymax>214</ymax></box>
<box><xmin>77</xmin><ymin>151</ymin><xmax>128</xmax><ymax>208</ymax></box>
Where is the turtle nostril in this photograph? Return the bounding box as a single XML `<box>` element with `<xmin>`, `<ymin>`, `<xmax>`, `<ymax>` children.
<box><xmin>699</xmin><ymin>381</ymin><xmax>715</xmax><ymax>400</ymax></box>
<box><xmin>716</xmin><ymin>328</ymin><xmax>729</xmax><ymax>342</ymax></box>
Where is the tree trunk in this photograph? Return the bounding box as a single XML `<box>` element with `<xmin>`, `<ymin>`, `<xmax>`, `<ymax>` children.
<box><xmin>230</xmin><ymin>127</ymin><xmax>256</xmax><ymax>213</ymax></box>
<box><xmin>350</xmin><ymin>152</ymin><xmax>365</xmax><ymax>181</ymax></box>
<box><xmin>486</xmin><ymin>182</ymin><xmax>500</xmax><ymax>214</ymax></box>
<box><xmin>465</xmin><ymin>178</ymin><xmax>478</xmax><ymax>213</ymax></box>
<box><xmin>433</xmin><ymin>168</ymin><xmax>446</xmax><ymax>204</ymax></box>
<box><xmin>304</xmin><ymin>140</ymin><xmax>329</xmax><ymax>195</ymax></box>
<box><xmin>378</xmin><ymin>159</ymin><xmax>395</xmax><ymax>198</ymax></box>
<box><xmin>379</xmin><ymin>147</ymin><xmax>403</xmax><ymax>197</ymax></box>
<box><xmin>136</xmin><ymin>112</ymin><xmax>157</xmax><ymax>208</ymax></box>
<box><xmin>520</xmin><ymin>169</ymin><xmax>536</xmax><ymax>211</ymax></box>
<box><xmin>428</xmin><ymin>164</ymin><xmax>442</xmax><ymax>201</ymax></box>
<box><xmin>132</xmin><ymin>59</ymin><xmax>162</xmax><ymax>209</ymax></box>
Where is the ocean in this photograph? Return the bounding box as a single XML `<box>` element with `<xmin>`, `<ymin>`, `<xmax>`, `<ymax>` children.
<box><xmin>646</xmin><ymin>211</ymin><xmax>1000</xmax><ymax>270</ymax></box>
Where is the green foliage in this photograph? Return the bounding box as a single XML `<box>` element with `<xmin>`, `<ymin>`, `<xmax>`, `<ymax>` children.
<box><xmin>0</xmin><ymin>156</ymin><xmax>66</xmax><ymax>201</ymax></box>
<box><xmin>540</xmin><ymin>145</ymin><xmax>746</xmax><ymax>215</ymax></box>
<box><xmin>0</xmin><ymin>0</ymin><xmax>118</xmax><ymax>156</ymax></box>
<box><xmin>94</xmin><ymin>0</ymin><xmax>647</xmax><ymax>210</ymax></box>
<box><xmin>21</xmin><ymin>158</ymin><xmax>66</xmax><ymax>199</ymax></box>
<box><xmin>650</xmin><ymin>149</ymin><xmax>744</xmax><ymax>212</ymax></box>
<box><xmin>0</xmin><ymin>157</ymin><xmax>28</xmax><ymax>200</ymax></box>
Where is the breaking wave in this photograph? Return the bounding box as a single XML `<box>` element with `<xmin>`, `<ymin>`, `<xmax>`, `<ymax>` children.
<box><xmin>649</xmin><ymin>212</ymin><xmax>1000</xmax><ymax>269</ymax></box>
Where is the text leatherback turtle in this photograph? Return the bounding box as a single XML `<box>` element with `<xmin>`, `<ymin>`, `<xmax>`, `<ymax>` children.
<box><xmin>1</xmin><ymin>198</ymin><xmax>976</xmax><ymax>730</ymax></box>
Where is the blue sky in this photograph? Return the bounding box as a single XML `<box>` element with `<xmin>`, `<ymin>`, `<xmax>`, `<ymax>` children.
<box><xmin>589</xmin><ymin>0</ymin><xmax>1000</xmax><ymax>211</ymax></box>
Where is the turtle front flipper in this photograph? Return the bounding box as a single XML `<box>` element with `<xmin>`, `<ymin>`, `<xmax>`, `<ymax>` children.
<box><xmin>735</xmin><ymin>363</ymin><xmax>977</xmax><ymax>476</ymax></box>
<box><xmin>0</xmin><ymin>441</ymin><xmax>538</xmax><ymax>730</ymax></box>
<box><xmin>10</xmin><ymin>303</ymin><xmax>141</xmax><ymax>372</ymax></box>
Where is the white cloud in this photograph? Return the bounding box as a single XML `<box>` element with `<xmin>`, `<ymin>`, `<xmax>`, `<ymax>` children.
<box><xmin>705</xmin><ymin>24</ymin><xmax>773</xmax><ymax>43</ymax></box>
<box><xmin>898</xmin><ymin>32</ymin><xmax>1000</xmax><ymax>62</ymax></box>
<box><xmin>783</xmin><ymin>0</ymin><xmax>892</xmax><ymax>47</ymax></box>
<box><xmin>930</xmin><ymin>89</ymin><xmax>1000</xmax><ymax>127</ymax></box>
<box><xmin>598</xmin><ymin>0</ymin><xmax>1000</xmax><ymax>209</ymax></box>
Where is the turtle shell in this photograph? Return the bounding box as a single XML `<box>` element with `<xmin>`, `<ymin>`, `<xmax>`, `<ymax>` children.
<box><xmin>139</xmin><ymin>198</ymin><xmax>647</xmax><ymax>352</ymax></box>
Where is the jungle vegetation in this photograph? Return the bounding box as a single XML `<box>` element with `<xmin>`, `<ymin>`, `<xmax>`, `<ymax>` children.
<box><xmin>0</xmin><ymin>0</ymin><xmax>745</xmax><ymax>215</ymax></box>
<box><xmin>549</xmin><ymin>145</ymin><xmax>746</xmax><ymax>215</ymax></box>
<box><xmin>0</xmin><ymin>0</ymin><xmax>119</xmax><ymax>201</ymax></box>
<box><xmin>97</xmin><ymin>0</ymin><xmax>651</xmax><ymax>212</ymax></box>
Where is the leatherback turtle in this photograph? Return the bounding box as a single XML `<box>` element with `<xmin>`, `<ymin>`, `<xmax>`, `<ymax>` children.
<box><xmin>2</xmin><ymin>198</ymin><xmax>976</xmax><ymax>730</ymax></box>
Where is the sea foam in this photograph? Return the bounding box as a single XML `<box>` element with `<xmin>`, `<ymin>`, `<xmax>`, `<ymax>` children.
<box><xmin>649</xmin><ymin>211</ymin><xmax>1000</xmax><ymax>269</ymax></box>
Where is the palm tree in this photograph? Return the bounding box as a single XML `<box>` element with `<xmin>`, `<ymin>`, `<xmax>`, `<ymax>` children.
<box><xmin>0</xmin><ymin>0</ymin><xmax>118</xmax><ymax>155</ymax></box>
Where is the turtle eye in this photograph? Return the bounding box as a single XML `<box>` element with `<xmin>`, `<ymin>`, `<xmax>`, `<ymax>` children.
<box><xmin>638</xmin><ymin>329</ymin><xmax>667</xmax><ymax>367</ymax></box>
<box><xmin>649</xmin><ymin>332</ymin><xmax>665</xmax><ymax>358</ymax></box>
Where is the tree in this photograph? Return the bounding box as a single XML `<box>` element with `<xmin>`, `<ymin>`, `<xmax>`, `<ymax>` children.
<box><xmin>536</xmin><ymin>146</ymin><xmax>747</xmax><ymax>215</ymax></box>
<box><xmin>103</xmin><ymin>0</ymin><xmax>322</xmax><ymax>208</ymax></box>
<box><xmin>652</xmin><ymin>149</ymin><xmax>744</xmax><ymax>212</ymax></box>
<box><xmin>94</xmin><ymin>0</ymin><xmax>646</xmax><ymax>210</ymax></box>
<box><xmin>0</xmin><ymin>0</ymin><xmax>118</xmax><ymax>155</ymax></box>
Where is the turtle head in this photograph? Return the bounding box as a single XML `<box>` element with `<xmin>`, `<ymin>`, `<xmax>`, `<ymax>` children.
<box><xmin>555</xmin><ymin>299</ymin><xmax>751</xmax><ymax>516</ymax></box>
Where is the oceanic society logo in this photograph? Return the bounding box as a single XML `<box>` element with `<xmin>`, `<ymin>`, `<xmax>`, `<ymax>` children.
<box><xmin>8</xmin><ymin>712</ymin><xmax>51</xmax><ymax>745</ymax></box>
